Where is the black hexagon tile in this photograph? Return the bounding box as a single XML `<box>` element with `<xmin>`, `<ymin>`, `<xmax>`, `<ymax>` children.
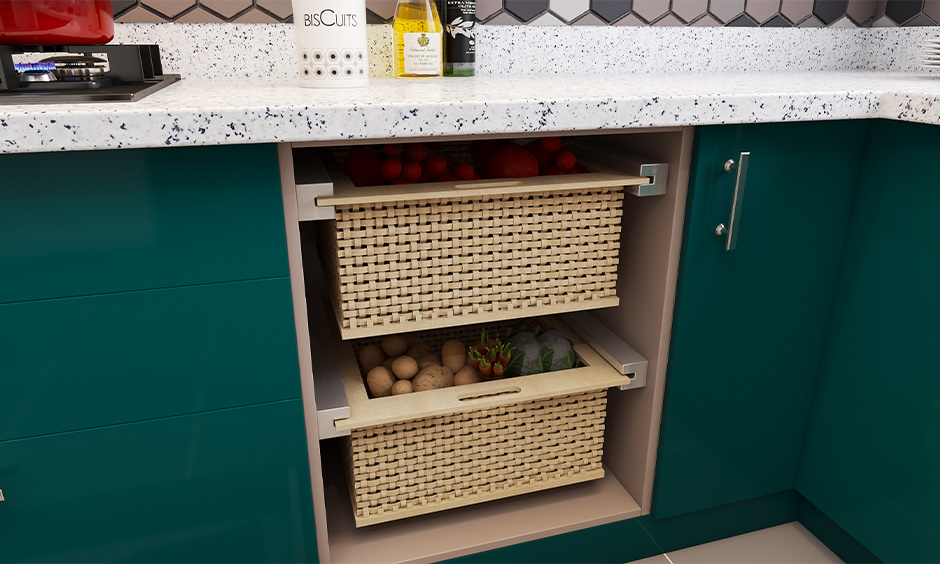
<box><xmin>884</xmin><ymin>0</ymin><xmax>924</xmax><ymax>24</ymax></box>
<box><xmin>505</xmin><ymin>0</ymin><xmax>549</xmax><ymax>22</ymax></box>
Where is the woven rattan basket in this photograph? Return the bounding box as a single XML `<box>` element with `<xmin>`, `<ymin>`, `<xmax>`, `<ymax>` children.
<box><xmin>316</xmin><ymin>147</ymin><xmax>648</xmax><ymax>340</ymax></box>
<box><xmin>331</xmin><ymin>315</ymin><xmax>632</xmax><ymax>527</ymax></box>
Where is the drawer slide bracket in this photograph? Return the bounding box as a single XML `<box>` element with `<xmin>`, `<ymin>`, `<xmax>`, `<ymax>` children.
<box><xmin>561</xmin><ymin>311</ymin><xmax>649</xmax><ymax>391</ymax></box>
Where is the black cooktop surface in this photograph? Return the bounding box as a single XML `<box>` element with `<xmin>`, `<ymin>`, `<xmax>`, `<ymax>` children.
<box><xmin>0</xmin><ymin>44</ymin><xmax>181</xmax><ymax>104</ymax></box>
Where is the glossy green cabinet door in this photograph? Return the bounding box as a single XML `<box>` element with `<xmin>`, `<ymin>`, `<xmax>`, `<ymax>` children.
<box><xmin>796</xmin><ymin>119</ymin><xmax>940</xmax><ymax>563</ymax></box>
<box><xmin>0</xmin><ymin>144</ymin><xmax>289</xmax><ymax>305</ymax></box>
<box><xmin>0</xmin><ymin>400</ymin><xmax>318</xmax><ymax>563</ymax></box>
<box><xmin>0</xmin><ymin>278</ymin><xmax>301</xmax><ymax>441</ymax></box>
<box><xmin>653</xmin><ymin>122</ymin><xmax>868</xmax><ymax>519</ymax></box>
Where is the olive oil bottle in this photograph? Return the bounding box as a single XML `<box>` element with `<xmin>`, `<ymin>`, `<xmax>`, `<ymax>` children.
<box><xmin>393</xmin><ymin>0</ymin><xmax>443</xmax><ymax>78</ymax></box>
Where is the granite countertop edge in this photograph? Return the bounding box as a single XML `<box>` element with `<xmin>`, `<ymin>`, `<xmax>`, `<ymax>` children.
<box><xmin>1</xmin><ymin>71</ymin><xmax>938</xmax><ymax>154</ymax></box>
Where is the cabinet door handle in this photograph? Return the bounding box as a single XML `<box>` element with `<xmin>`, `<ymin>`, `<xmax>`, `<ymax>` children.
<box><xmin>0</xmin><ymin>489</ymin><xmax>4</xmax><ymax>502</ymax></box>
<box><xmin>716</xmin><ymin>152</ymin><xmax>750</xmax><ymax>251</ymax></box>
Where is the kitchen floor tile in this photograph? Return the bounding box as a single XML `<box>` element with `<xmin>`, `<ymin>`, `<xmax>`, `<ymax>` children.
<box><xmin>665</xmin><ymin>522</ymin><xmax>842</xmax><ymax>564</ymax></box>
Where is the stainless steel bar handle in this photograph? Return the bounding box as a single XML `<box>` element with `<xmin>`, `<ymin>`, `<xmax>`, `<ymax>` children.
<box><xmin>0</xmin><ymin>489</ymin><xmax>4</xmax><ymax>501</ymax></box>
<box><xmin>716</xmin><ymin>152</ymin><xmax>750</xmax><ymax>251</ymax></box>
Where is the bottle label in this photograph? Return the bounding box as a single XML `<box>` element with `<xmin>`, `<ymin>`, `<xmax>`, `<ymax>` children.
<box><xmin>445</xmin><ymin>0</ymin><xmax>475</xmax><ymax>64</ymax></box>
<box><xmin>403</xmin><ymin>31</ymin><xmax>442</xmax><ymax>75</ymax></box>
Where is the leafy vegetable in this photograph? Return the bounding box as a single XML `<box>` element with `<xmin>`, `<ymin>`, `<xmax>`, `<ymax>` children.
<box><xmin>561</xmin><ymin>349</ymin><xmax>579</xmax><ymax>370</ymax></box>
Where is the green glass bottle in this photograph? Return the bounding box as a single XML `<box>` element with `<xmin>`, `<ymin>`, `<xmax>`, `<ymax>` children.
<box><xmin>443</xmin><ymin>0</ymin><xmax>475</xmax><ymax>76</ymax></box>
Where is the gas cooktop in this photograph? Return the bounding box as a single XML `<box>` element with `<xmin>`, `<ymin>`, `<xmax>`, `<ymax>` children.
<box><xmin>0</xmin><ymin>44</ymin><xmax>180</xmax><ymax>104</ymax></box>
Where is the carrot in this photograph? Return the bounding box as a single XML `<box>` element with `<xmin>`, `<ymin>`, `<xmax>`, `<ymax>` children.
<box><xmin>478</xmin><ymin>357</ymin><xmax>493</xmax><ymax>378</ymax></box>
<box><xmin>497</xmin><ymin>342</ymin><xmax>513</xmax><ymax>366</ymax></box>
<box><xmin>468</xmin><ymin>347</ymin><xmax>481</xmax><ymax>370</ymax></box>
<box><xmin>474</xmin><ymin>329</ymin><xmax>489</xmax><ymax>355</ymax></box>
<box><xmin>485</xmin><ymin>343</ymin><xmax>498</xmax><ymax>363</ymax></box>
<box><xmin>493</xmin><ymin>361</ymin><xmax>504</xmax><ymax>379</ymax></box>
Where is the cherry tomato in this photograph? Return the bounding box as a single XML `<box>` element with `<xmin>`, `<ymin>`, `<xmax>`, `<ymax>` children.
<box><xmin>572</xmin><ymin>162</ymin><xmax>588</xmax><ymax>174</ymax></box>
<box><xmin>540</xmin><ymin>136</ymin><xmax>563</xmax><ymax>152</ymax></box>
<box><xmin>406</xmin><ymin>143</ymin><xmax>428</xmax><ymax>162</ymax></box>
<box><xmin>555</xmin><ymin>150</ymin><xmax>576</xmax><ymax>172</ymax></box>
<box><xmin>454</xmin><ymin>163</ymin><xmax>475</xmax><ymax>180</ymax></box>
<box><xmin>402</xmin><ymin>161</ymin><xmax>422</xmax><ymax>182</ymax></box>
<box><xmin>381</xmin><ymin>158</ymin><xmax>402</xmax><ymax>179</ymax></box>
<box><xmin>426</xmin><ymin>154</ymin><xmax>447</xmax><ymax>176</ymax></box>
<box><xmin>542</xmin><ymin>165</ymin><xmax>564</xmax><ymax>176</ymax></box>
<box><xmin>383</xmin><ymin>143</ymin><xmax>403</xmax><ymax>158</ymax></box>
<box><xmin>524</xmin><ymin>139</ymin><xmax>556</xmax><ymax>171</ymax></box>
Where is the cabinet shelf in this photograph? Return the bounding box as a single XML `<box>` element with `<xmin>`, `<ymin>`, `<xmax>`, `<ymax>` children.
<box><xmin>279</xmin><ymin>128</ymin><xmax>695</xmax><ymax>562</ymax></box>
<box><xmin>320</xmin><ymin>438</ymin><xmax>641</xmax><ymax>564</ymax></box>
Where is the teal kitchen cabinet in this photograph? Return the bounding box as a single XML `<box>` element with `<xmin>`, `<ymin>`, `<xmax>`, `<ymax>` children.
<box><xmin>653</xmin><ymin>121</ymin><xmax>869</xmax><ymax>519</ymax></box>
<box><xmin>0</xmin><ymin>143</ymin><xmax>318</xmax><ymax>563</ymax></box>
<box><xmin>796</xmin><ymin>119</ymin><xmax>940</xmax><ymax>563</ymax></box>
<box><xmin>0</xmin><ymin>400</ymin><xmax>318</xmax><ymax>563</ymax></box>
<box><xmin>0</xmin><ymin>278</ymin><xmax>301</xmax><ymax>442</ymax></box>
<box><xmin>0</xmin><ymin>144</ymin><xmax>289</xmax><ymax>305</ymax></box>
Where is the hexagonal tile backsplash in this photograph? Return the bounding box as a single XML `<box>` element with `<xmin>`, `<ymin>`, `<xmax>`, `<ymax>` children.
<box><xmin>112</xmin><ymin>0</ymin><xmax>932</xmax><ymax>27</ymax></box>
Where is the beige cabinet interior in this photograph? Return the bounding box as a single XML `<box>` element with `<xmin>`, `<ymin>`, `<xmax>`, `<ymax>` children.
<box><xmin>277</xmin><ymin>127</ymin><xmax>694</xmax><ymax>564</ymax></box>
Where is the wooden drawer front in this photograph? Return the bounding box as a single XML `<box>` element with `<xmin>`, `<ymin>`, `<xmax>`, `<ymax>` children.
<box><xmin>0</xmin><ymin>278</ymin><xmax>301</xmax><ymax>442</ymax></box>
<box><xmin>0</xmin><ymin>144</ymin><xmax>288</xmax><ymax>305</ymax></box>
<box><xmin>0</xmin><ymin>400</ymin><xmax>318</xmax><ymax>563</ymax></box>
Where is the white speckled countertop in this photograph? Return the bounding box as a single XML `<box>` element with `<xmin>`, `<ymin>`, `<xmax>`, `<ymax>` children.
<box><xmin>1</xmin><ymin>25</ymin><xmax>938</xmax><ymax>154</ymax></box>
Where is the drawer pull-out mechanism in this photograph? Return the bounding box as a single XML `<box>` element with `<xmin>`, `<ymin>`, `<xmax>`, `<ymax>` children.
<box><xmin>562</xmin><ymin>311</ymin><xmax>648</xmax><ymax>391</ymax></box>
<box><xmin>304</xmin><ymin>248</ymin><xmax>350</xmax><ymax>439</ymax></box>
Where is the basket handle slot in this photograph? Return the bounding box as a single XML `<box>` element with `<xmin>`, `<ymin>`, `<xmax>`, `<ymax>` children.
<box><xmin>457</xmin><ymin>386</ymin><xmax>522</xmax><ymax>401</ymax></box>
<box><xmin>454</xmin><ymin>180</ymin><xmax>525</xmax><ymax>189</ymax></box>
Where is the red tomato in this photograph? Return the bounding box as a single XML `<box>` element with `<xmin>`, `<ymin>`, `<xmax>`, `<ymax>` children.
<box><xmin>572</xmin><ymin>162</ymin><xmax>588</xmax><ymax>174</ymax></box>
<box><xmin>406</xmin><ymin>143</ymin><xmax>428</xmax><ymax>162</ymax></box>
<box><xmin>381</xmin><ymin>158</ymin><xmax>402</xmax><ymax>179</ymax></box>
<box><xmin>426</xmin><ymin>154</ymin><xmax>447</xmax><ymax>176</ymax></box>
<box><xmin>524</xmin><ymin>140</ymin><xmax>556</xmax><ymax>171</ymax></box>
<box><xmin>488</xmin><ymin>145</ymin><xmax>539</xmax><ymax>179</ymax></box>
<box><xmin>540</xmin><ymin>137</ymin><xmax>563</xmax><ymax>152</ymax></box>
<box><xmin>555</xmin><ymin>150</ymin><xmax>576</xmax><ymax>172</ymax></box>
<box><xmin>402</xmin><ymin>161</ymin><xmax>422</xmax><ymax>182</ymax></box>
<box><xmin>383</xmin><ymin>143</ymin><xmax>403</xmax><ymax>158</ymax></box>
<box><xmin>454</xmin><ymin>163</ymin><xmax>475</xmax><ymax>180</ymax></box>
<box><xmin>343</xmin><ymin>146</ymin><xmax>384</xmax><ymax>187</ymax></box>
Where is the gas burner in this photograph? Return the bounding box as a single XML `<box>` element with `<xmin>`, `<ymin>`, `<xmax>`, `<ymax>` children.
<box><xmin>0</xmin><ymin>44</ymin><xmax>180</xmax><ymax>104</ymax></box>
<box><xmin>21</xmin><ymin>70</ymin><xmax>55</xmax><ymax>83</ymax></box>
<box><xmin>41</xmin><ymin>55</ymin><xmax>108</xmax><ymax>81</ymax></box>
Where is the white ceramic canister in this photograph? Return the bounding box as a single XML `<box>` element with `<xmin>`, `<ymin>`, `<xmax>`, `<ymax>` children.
<box><xmin>291</xmin><ymin>0</ymin><xmax>369</xmax><ymax>88</ymax></box>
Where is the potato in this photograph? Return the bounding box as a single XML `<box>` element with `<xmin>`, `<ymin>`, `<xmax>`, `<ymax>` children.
<box><xmin>416</xmin><ymin>353</ymin><xmax>442</xmax><ymax>369</ymax></box>
<box><xmin>366</xmin><ymin>366</ymin><xmax>395</xmax><ymax>398</ymax></box>
<box><xmin>381</xmin><ymin>335</ymin><xmax>408</xmax><ymax>357</ymax></box>
<box><xmin>442</xmin><ymin>339</ymin><xmax>466</xmax><ymax>361</ymax></box>
<box><xmin>442</xmin><ymin>338</ymin><xmax>467</xmax><ymax>374</ymax></box>
<box><xmin>413</xmin><ymin>365</ymin><xmax>454</xmax><ymax>392</ymax></box>
<box><xmin>391</xmin><ymin>380</ymin><xmax>413</xmax><ymax>395</ymax></box>
<box><xmin>391</xmin><ymin>355</ymin><xmax>419</xmax><ymax>380</ymax></box>
<box><xmin>382</xmin><ymin>357</ymin><xmax>395</xmax><ymax>371</ymax></box>
<box><xmin>406</xmin><ymin>342</ymin><xmax>433</xmax><ymax>359</ymax></box>
<box><xmin>360</xmin><ymin>343</ymin><xmax>386</xmax><ymax>374</ymax></box>
<box><xmin>454</xmin><ymin>365</ymin><xmax>483</xmax><ymax>386</ymax></box>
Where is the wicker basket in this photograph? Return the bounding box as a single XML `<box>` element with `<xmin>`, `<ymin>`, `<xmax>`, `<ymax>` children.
<box><xmin>331</xmin><ymin>315</ymin><xmax>632</xmax><ymax>527</ymax></box>
<box><xmin>316</xmin><ymin>148</ymin><xmax>647</xmax><ymax>340</ymax></box>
